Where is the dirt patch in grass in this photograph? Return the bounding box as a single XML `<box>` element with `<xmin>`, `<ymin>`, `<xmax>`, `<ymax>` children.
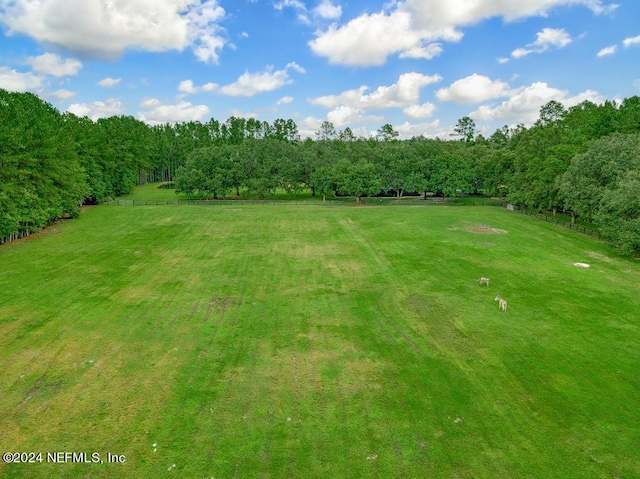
<box><xmin>451</xmin><ymin>224</ymin><xmax>507</xmax><ymax>234</ymax></box>
<box><xmin>19</xmin><ymin>374</ymin><xmax>68</xmax><ymax>406</ymax></box>
<box><xmin>207</xmin><ymin>295</ymin><xmax>242</xmax><ymax>314</ymax></box>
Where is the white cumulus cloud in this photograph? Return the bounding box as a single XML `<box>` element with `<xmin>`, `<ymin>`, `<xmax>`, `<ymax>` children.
<box><xmin>326</xmin><ymin>105</ymin><xmax>383</xmax><ymax>127</ymax></box>
<box><xmin>140</xmin><ymin>98</ymin><xmax>161</xmax><ymax>109</ymax></box>
<box><xmin>395</xmin><ymin>119</ymin><xmax>444</xmax><ymax>139</ymax></box>
<box><xmin>227</xmin><ymin>108</ymin><xmax>258</xmax><ymax>119</ymax></box>
<box><xmin>177</xmin><ymin>79</ymin><xmax>218</xmax><ymax>96</ymax></box>
<box><xmin>0</xmin><ymin>0</ymin><xmax>227</xmax><ymax>63</ymax></box>
<box><xmin>298</xmin><ymin>115</ymin><xmax>324</xmax><ymax>138</ymax></box>
<box><xmin>623</xmin><ymin>35</ymin><xmax>640</xmax><ymax>48</ymax></box>
<box><xmin>361</xmin><ymin>73</ymin><xmax>442</xmax><ymax>109</ymax></box>
<box><xmin>535</xmin><ymin>27</ymin><xmax>573</xmax><ymax>48</ymax></box>
<box><xmin>138</xmin><ymin>98</ymin><xmax>210</xmax><ymax>125</ymax></box>
<box><xmin>0</xmin><ymin>67</ymin><xmax>43</xmax><ymax>91</ymax></box>
<box><xmin>274</xmin><ymin>0</ymin><xmax>306</xmax><ymax>10</ymax></box>
<box><xmin>67</xmin><ymin>98</ymin><xmax>126</xmax><ymax>120</ymax></box>
<box><xmin>277</xmin><ymin>96</ymin><xmax>294</xmax><ymax>105</ymax></box>
<box><xmin>274</xmin><ymin>0</ymin><xmax>310</xmax><ymax>23</ymax></box>
<box><xmin>311</xmin><ymin>72</ymin><xmax>442</xmax><ymax>110</ymax></box>
<box><xmin>510</xmin><ymin>28</ymin><xmax>572</xmax><ymax>58</ymax></box>
<box><xmin>313</xmin><ymin>0</ymin><xmax>342</xmax><ymax>20</ymax></box>
<box><xmin>187</xmin><ymin>1</ymin><xmax>227</xmax><ymax>63</ymax></box>
<box><xmin>597</xmin><ymin>45</ymin><xmax>617</xmax><ymax>57</ymax></box>
<box><xmin>178</xmin><ymin>79</ymin><xmax>198</xmax><ymax>94</ymax></box>
<box><xmin>310</xmin><ymin>73</ymin><xmax>441</xmax><ymax>129</ymax></box>
<box><xmin>309</xmin><ymin>0</ymin><xmax>615</xmax><ymax>67</ymax></box>
<box><xmin>469</xmin><ymin>82</ymin><xmax>604</xmax><ymax>124</ymax></box>
<box><xmin>309</xmin><ymin>9</ymin><xmax>461</xmax><ymax>67</ymax></box>
<box><xmin>98</xmin><ymin>77</ymin><xmax>122</xmax><ymax>88</ymax></box>
<box><xmin>50</xmin><ymin>88</ymin><xmax>76</xmax><ymax>101</ymax></box>
<box><xmin>511</xmin><ymin>48</ymin><xmax>531</xmax><ymax>59</ymax></box>
<box><xmin>403</xmin><ymin>102</ymin><xmax>437</xmax><ymax>119</ymax></box>
<box><xmin>311</xmin><ymin>86</ymin><xmax>368</xmax><ymax>109</ymax></box>
<box><xmin>26</xmin><ymin>53</ymin><xmax>82</xmax><ymax>76</ymax></box>
<box><xmin>402</xmin><ymin>0</ymin><xmax>616</xmax><ymax>27</ymax></box>
<box><xmin>217</xmin><ymin>63</ymin><xmax>304</xmax><ymax>97</ymax></box>
<box><xmin>436</xmin><ymin>74</ymin><xmax>511</xmax><ymax>104</ymax></box>
<box><xmin>399</xmin><ymin>43</ymin><xmax>443</xmax><ymax>60</ymax></box>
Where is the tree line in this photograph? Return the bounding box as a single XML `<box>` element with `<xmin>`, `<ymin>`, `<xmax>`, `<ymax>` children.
<box><xmin>1</xmin><ymin>88</ymin><xmax>639</xmax><ymax>254</ymax></box>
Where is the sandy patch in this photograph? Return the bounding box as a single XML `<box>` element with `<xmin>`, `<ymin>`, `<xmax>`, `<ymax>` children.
<box><xmin>450</xmin><ymin>224</ymin><xmax>507</xmax><ymax>234</ymax></box>
<box><xmin>207</xmin><ymin>295</ymin><xmax>242</xmax><ymax>314</ymax></box>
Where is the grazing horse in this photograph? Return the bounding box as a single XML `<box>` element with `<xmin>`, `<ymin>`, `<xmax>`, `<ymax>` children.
<box><xmin>495</xmin><ymin>295</ymin><xmax>507</xmax><ymax>311</ymax></box>
<box><xmin>477</xmin><ymin>277</ymin><xmax>490</xmax><ymax>286</ymax></box>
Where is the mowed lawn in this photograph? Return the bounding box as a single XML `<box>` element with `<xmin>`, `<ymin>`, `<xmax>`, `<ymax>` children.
<box><xmin>0</xmin><ymin>202</ymin><xmax>639</xmax><ymax>478</ymax></box>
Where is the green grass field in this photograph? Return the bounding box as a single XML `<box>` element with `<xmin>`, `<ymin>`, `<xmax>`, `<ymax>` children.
<box><xmin>1</xmin><ymin>191</ymin><xmax>639</xmax><ymax>478</ymax></box>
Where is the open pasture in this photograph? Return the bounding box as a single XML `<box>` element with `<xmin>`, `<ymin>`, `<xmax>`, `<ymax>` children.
<box><xmin>0</xmin><ymin>202</ymin><xmax>639</xmax><ymax>478</ymax></box>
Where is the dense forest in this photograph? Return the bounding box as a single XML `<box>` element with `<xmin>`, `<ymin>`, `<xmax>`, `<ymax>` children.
<box><xmin>1</xmin><ymin>88</ymin><xmax>639</xmax><ymax>254</ymax></box>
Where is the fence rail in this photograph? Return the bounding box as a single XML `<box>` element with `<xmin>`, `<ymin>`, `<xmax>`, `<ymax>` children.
<box><xmin>108</xmin><ymin>198</ymin><xmax>502</xmax><ymax>207</ymax></box>
<box><xmin>503</xmin><ymin>203</ymin><xmax>600</xmax><ymax>238</ymax></box>
<box><xmin>111</xmin><ymin>199</ymin><xmax>348</xmax><ymax>206</ymax></box>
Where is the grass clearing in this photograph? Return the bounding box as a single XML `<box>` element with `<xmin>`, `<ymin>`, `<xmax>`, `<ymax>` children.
<box><xmin>0</xmin><ymin>198</ymin><xmax>639</xmax><ymax>478</ymax></box>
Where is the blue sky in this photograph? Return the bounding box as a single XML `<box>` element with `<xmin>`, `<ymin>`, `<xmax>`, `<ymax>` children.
<box><xmin>1</xmin><ymin>0</ymin><xmax>639</xmax><ymax>138</ymax></box>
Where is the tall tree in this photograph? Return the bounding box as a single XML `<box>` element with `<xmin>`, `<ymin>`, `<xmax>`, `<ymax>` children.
<box><xmin>316</xmin><ymin>121</ymin><xmax>337</xmax><ymax>141</ymax></box>
<box><xmin>593</xmin><ymin>169</ymin><xmax>640</xmax><ymax>255</ymax></box>
<box><xmin>174</xmin><ymin>145</ymin><xmax>235</xmax><ymax>199</ymax></box>
<box><xmin>537</xmin><ymin>100</ymin><xmax>567</xmax><ymax>127</ymax></box>
<box><xmin>339</xmin><ymin>127</ymin><xmax>356</xmax><ymax>142</ymax></box>
<box><xmin>0</xmin><ymin>90</ymin><xmax>86</xmax><ymax>241</ymax></box>
<box><xmin>376</xmin><ymin>123</ymin><xmax>399</xmax><ymax>142</ymax></box>
<box><xmin>310</xmin><ymin>167</ymin><xmax>336</xmax><ymax>201</ymax></box>
<box><xmin>559</xmin><ymin>133</ymin><xmax>640</xmax><ymax>227</ymax></box>
<box><xmin>333</xmin><ymin>160</ymin><xmax>382</xmax><ymax>203</ymax></box>
<box><xmin>452</xmin><ymin>116</ymin><xmax>477</xmax><ymax>142</ymax></box>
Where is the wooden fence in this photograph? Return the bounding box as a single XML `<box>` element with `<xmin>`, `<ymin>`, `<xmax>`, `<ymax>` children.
<box><xmin>108</xmin><ymin>197</ymin><xmax>502</xmax><ymax>207</ymax></box>
<box><xmin>502</xmin><ymin>203</ymin><xmax>600</xmax><ymax>238</ymax></box>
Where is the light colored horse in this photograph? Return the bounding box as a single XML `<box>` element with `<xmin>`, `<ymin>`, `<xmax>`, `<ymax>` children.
<box><xmin>495</xmin><ymin>295</ymin><xmax>507</xmax><ymax>311</ymax></box>
<box><xmin>477</xmin><ymin>277</ymin><xmax>490</xmax><ymax>286</ymax></box>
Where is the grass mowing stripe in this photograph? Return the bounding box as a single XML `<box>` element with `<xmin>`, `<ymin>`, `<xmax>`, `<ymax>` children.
<box><xmin>0</xmin><ymin>203</ymin><xmax>638</xmax><ymax>478</ymax></box>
